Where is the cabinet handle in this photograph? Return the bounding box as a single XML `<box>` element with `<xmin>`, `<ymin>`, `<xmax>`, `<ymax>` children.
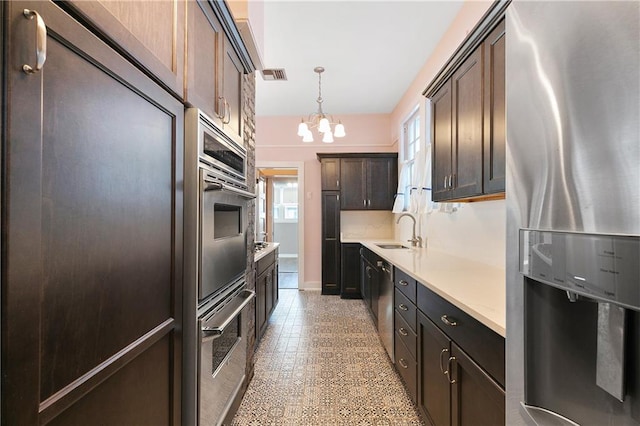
<box><xmin>367</xmin><ymin>199</ymin><xmax>371</xmax><ymax>206</ymax></box>
<box><xmin>22</xmin><ymin>9</ymin><xmax>47</xmax><ymax>74</ymax></box>
<box><xmin>446</xmin><ymin>356</ymin><xmax>457</xmax><ymax>384</ymax></box>
<box><xmin>439</xmin><ymin>348</ymin><xmax>449</xmax><ymax>375</ymax></box>
<box><xmin>440</xmin><ymin>314</ymin><xmax>458</xmax><ymax>327</ymax></box>
<box><xmin>217</xmin><ymin>96</ymin><xmax>225</xmax><ymax>120</ymax></box>
<box><xmin>337</xmin><ymin>194</ymin><xmax>340</xmax><ymax>201</ymax></box>
<box><xmin>363</xmin><ymin>199</ymin><xmax>366</xmax><ymax>206</ymax></box>
<box><xmin>398</xmin><ymin>280</ymin><xmax>409</xmax><ymax>287</ymax></box>
<box><xmin>336</xmin><ymin>180</ymin><xmax>339</xmax><ymax>187</ymax></box>
<box><xmin>398</xmin><ymin>303</ymin><xmax>409</xmax><ymax>312</ymax></box>
<box><xmin>398</xmin><ymin>358</ymin><xmax>409</xmax><ymax>369</ymax></box>
<box><xmin>398</xmin><ymin>327</ymin><xmax>408</xmax><ymax>337</ymax></box>
<box><xmin>223</xmin><ymin>98</ymin><xmax>231</xmax><ymax>124</ymax></box>
<box><xmin>443</xmin><ymin>176</ymin><xmax>447</xmax><ymax>189</ymax></box>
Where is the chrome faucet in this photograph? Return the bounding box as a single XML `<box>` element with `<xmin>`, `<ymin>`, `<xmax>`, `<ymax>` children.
<box><xmin>396</xmin><ymin>213</ymin><xmax>422</xmax><ymax>248</ymax></box>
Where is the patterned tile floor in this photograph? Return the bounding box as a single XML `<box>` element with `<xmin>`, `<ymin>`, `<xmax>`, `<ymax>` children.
<box><xmin>232</xmin><ymin>290</ymin><xmax>424</xmax><ymax>425</ymax></box>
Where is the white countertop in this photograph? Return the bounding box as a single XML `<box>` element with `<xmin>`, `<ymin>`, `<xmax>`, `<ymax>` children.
<box><xmin>254</xmin><ymin>242</ymin><xmax>280</xmax><ymax>262</ymax></box>
<box><xmin>347</xmin><ymin>238</ymin><xmax>506</xmax><ymax>337</ymax></box>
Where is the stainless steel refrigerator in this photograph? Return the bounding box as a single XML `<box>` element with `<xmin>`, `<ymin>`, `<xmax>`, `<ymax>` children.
<box><xmin>506</xmin><ymin>2</ymin><xmax>640</xmax><ymax>425</ymax></box>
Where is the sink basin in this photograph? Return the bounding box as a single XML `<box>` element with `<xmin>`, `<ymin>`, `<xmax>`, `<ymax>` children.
<box><xmin>376</xmin><ymin>243</ymin><xmax>410</xmax><ymax>250</ymax></box>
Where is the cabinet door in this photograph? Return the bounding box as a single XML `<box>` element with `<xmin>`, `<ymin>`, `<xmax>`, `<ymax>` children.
<box><xmin>321</xmin><ymin>158</ymin><xmax>341</xmax><ymax>190</ymax></box>
<box><xmin>340</xmin><ymin>243</ymin><xmax>362</xmax><ymax>298</ymax></box>
<box><xmin>451</xmin><ymin>47</ymin><xmax>483</xmax><ymax>199</ymax></box>
<box><xmin>450</xmin><ymin>343</ymin><xmax>505</xmax><ymax>426</ymax></box>
<box><xmin>272</xmin><ymin>259</ymin><xmax>279</xmax><ymax>312</ymax></box>
<box><xmin>360</xmin><ymin>255</ymin><xmax>371</xmax><ymax>307</ymax></box>
<box><xmin>256</xmin><ymin>270</ymin><xmax>267</xmax><ymax>338</ymax></box>
<box><xmin>66</xmin><ymin>0</ymin><xmax>185</xmax><ymax>97</ymax></box>
<box><xmin>431</xmin><ymin>81</ymin><xmax>453</xmax><ymax>202</ymax></box>
<box><xmin>3</xmin><ymin>2</ymin><xmax>183</xmax><ymax>423</ymax></box>
<box><xmin>367</xmin><ymin>157</ymin><xmax>398</xmax><ymax>210</ymax></box>
<box><xmin>186</xmin><ymin>0</ymin><xmax>223</xmax><ymax>124</ymax></box>
<box><xmin>321</xmin><ymin>191</ymin><xmax>341</xmax><ymax>294</ymax></box>
<box><xmin>340</xmin><ymin>158</ymin><xmax>367</xmax><ymax>209</ymax></box>
<box><xmin>483</xmin><ymin>20</ymin><xmax>506</xmax><ymax>194</ymax></box>
<box><xmin>221</xmin><ymin>32</ymin><xmax>245</xmax><ymax>146</ymax></box>
<box><xmin>418</xmin><ymin>313</ymin><xmax>452</xmax><ymax>426</ymax></box>
<box><xmin>265</xmin><ymin>266</ymin><xmax>274</xmax><ymax>317</ymax></box>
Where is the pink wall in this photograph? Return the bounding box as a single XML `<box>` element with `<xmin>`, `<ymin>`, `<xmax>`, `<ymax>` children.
<box><xmin>256</xmin><ymin>114</ymin><xmax>397</xmax><ymax>287</ymax></box>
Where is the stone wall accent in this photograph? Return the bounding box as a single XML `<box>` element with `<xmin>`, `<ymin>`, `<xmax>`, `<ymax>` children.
<box><xmin>243</xmin><ymin>71</ymin><xmax>257</xmax><ymax>378</ymax></box>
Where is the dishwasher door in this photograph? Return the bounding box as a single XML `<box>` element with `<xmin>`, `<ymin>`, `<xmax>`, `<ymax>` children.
<box><xmin>377</xmin><ymin>260</ymin><xmax>395</xmax><ymax>362</ymax></box>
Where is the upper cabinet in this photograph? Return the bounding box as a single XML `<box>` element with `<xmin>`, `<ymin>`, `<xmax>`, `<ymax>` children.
<box><xmin>186</xmin><ymin>0</ymin><xmax>247</xmax><ymax>146</ymax></box>
<box><xmin>65</xmin><ymin>0</ymin><xmax>185</xmax><ymax>98</ymax></box>
<box><xmin>424</xmin><ymin>3</ymin><xmax>508</xmax><ymax>203</ymax></box>
<box><xmin>340</xmin><ymin>156</ymin><xmax>398</xmax><ymax>210</ymax></box>
<box><xmin>320</xmin><ymin>158</ymin><xmax>341</xmax><ymax>191</ymax></box>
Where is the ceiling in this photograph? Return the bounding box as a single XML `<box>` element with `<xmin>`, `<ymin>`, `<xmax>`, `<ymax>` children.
<box><xmin>254</xmin><ymin>1</ymin><xmax>464</xmax><ymax>117</ymax></box>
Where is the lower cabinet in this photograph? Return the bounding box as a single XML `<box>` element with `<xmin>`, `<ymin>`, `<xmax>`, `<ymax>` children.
<box><xmin>341</xmin><ymin>243</ymin><xmax>362</xmax><ymax>299</ymax></box>
<box><xmin>256</xmin><ymin>249</ymin><xmax>278</xmax><ymax>340</ymax></box>
<box><xmin>391</xmin><ymin>267</ymin><xmax>505</xmax><ymax>426</ymax></box>
<box><xmin>360</xmin><ymin>247</ymin><xmax>380</xmax><ymax>323</ymax></box>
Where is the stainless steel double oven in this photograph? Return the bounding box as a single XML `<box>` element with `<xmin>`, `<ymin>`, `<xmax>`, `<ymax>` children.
<box><xmin>184</xmin><ymin>108</ymin><xmax>254</xmax><ymax>425</ymax></box>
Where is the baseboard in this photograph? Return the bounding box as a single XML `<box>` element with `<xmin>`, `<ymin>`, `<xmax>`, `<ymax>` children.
<box><xmin>300</xmin><ymin>281</ymin><xmax>321</xmax><ymax>291</ymax></box>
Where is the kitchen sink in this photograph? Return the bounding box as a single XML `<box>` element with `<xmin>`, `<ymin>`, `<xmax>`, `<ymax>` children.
<box><xmin>376</xmin><ymin>243</ymin><xmax>410</xmax><ymax>250</ymax></box>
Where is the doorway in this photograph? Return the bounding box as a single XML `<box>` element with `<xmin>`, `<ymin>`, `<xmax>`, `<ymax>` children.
<box><xmin>256</xmin><ymin>162</ymin><xmax>305</xmax><ymax>290</ymax></box>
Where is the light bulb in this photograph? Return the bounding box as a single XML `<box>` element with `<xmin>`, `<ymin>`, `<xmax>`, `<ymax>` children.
<box><xmin>322</xmin><ymin>130</ymin><xmax>334</xmax><ymax>143</ymax></box>
<box><xmin>302</xmin><ymin>129</ymin><xmax>314</xmax><ymax>142</ymax></box>
<box><xmin>297</xmin><ymin>121</ymin><xmax>309</xmax><ymax>137</ymax></box>
<box><xmin>334</xmin><ymin>123</ymin><xmax>346</xmax><ymax>137</ymax></box>
<box><xmin>318</xmin><ymin>117</ymin><xmax>330</xmax><ymax>133</ymax></box>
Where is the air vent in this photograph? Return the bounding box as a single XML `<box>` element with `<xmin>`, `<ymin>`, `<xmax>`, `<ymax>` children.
<box><xmin>261</xmin><ymin>68</ymin><xmax>287</xmax><ymax>81</ymax></box>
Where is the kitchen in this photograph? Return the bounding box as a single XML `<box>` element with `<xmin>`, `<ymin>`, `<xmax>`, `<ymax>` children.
<box><xmin>1</xmin><ymin>1</ymin><xmax>638</xmax><ymax>426</ymax></box>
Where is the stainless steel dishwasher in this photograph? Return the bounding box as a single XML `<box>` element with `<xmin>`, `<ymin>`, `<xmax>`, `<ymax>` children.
<box><xmin>377</xmin><ymin>260</ymin><xmax>394</xmax><ymax>362</ymax></box>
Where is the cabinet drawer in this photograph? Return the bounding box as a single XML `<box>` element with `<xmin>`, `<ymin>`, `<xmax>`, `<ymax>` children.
<box><xmin>417</xmin><ymin>284</ymin><xmax>505</xmax><ymax>387</ymax></box>
<box><xmin>257</xmin><ymin>251</ymin><xmax>275</xmax><ymax>276</ymax></box>
<box><xmin>395</xmin><ymin>268</ymin><xmax>416</xmax><ymax>303</ymax></box>
<box><xmin>395</xmin><ymin>289</ymin><xmax>417</xmax><ymax>332</ymax></box>
<box><xmin>395</xmin><ymin>311</ymin><xmax>417</xmax><ymax>359</ymax></box>
<box><xmin>394</xmin><ymin>337</ymin><xmax>417</xmax><ymax>403</ymax></box>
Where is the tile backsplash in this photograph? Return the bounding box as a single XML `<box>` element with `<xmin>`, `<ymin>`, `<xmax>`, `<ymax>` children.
<box><xmin>340</xmin><ymin>210</ymin><xmax>394</xmax><ymax>240</ymax></box>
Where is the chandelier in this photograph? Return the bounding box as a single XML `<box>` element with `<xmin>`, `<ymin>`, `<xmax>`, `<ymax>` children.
<box><xmin>296</xmin><ymin>66</ymin><xmax>346</xmax><ymax>143</ymax></box>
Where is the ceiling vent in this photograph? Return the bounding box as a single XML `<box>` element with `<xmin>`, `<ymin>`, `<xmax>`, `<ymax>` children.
<box><xmin>261</xmin><ymin>68</ymin><xmax>287</xmax><ymax>81</ymax></box>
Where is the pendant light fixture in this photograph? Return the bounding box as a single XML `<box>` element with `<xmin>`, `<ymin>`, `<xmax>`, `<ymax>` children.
<box><xmin>296</xmin><ymin>66</ymin><xmax>346</xmax><ymax>143</ymax></box>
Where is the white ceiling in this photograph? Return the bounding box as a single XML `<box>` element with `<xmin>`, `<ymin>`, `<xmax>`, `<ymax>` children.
<box><xmin>255</xmin><ymin>1</ymin><xmax>464</xmax><ymax>117</ymax></box>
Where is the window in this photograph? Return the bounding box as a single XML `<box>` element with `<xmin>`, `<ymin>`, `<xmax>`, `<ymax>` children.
<box><xmin>402</xmin><ymin>108</ymin><xmax>420</xmax><ymax>209</ymax></box>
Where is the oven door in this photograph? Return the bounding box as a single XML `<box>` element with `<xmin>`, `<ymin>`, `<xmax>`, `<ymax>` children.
<box><xmin>199</xmin><ymin>288</ymin><xmax>255</xmax><ymax>425</ymax></box>
<box><xmin>199</xmin><ymin>168</ymin><xmax>251</xmax><ymax>302</ymax></box>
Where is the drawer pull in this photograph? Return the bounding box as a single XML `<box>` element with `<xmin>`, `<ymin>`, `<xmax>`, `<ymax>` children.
<box><xmin>398</xmin><ymin>280</ymin><xmax>409</xmax><ymax>287</ymax></box>
<box><xmin>398</xmin><ymin>327</ymin><xmax>408</xmax><ymax>336</ymax></box>
<box><xmin>440</xmin><ymin>315</ymin><xmax>458</xmax><ymax>327</ymax></box>
<box><xmin>398</xmin><ymin>358</ymin><xmax>409</xmax><ymax>369</ymax></box>
<box><xmin>446</xmin><ymin>356</ymin><xmax>457</xmax><ymax>384</ymax></box>
<box><xmin>439</xmin><ymin>348</ymin><xmax>449</xmax><ymax>375</ymax></box>
<box><xmin>398</xmin><ymin>304</ymin><xmax>409</xmax><ymax>312</ymax></box>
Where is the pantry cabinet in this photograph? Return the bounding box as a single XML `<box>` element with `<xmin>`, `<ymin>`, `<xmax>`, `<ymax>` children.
<box><xmin>2</xmin><ymin>2</ymin><xmax>183</xmax><ymax>423</ymax></box>
<box><xmin>320</xmin><ymin>157</ymin><xmax>341</xmax><ymax>191</ymax></box>
<box><xmin>321</xmin><ymin>191</ymin><xmax>341</xmax><ymax>295</ymax></box>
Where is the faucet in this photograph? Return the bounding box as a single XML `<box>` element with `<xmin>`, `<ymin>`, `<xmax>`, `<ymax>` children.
<box><xmin>396</xmin><ymin>213</ymin><xmax>422</xmax><ymax>248</ymax></box>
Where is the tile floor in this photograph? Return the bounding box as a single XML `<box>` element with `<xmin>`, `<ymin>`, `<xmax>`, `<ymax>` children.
<box><xmin>232</xmin><ymin>290</ymin><xmax>424</xmax><ymax>425</ymax></box>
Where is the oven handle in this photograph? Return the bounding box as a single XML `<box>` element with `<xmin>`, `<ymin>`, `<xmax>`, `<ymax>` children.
<box><xmin>201</xmin><ymin>290</ymin><xmax>255</xmax><ymax>342</ymax></box>
<box><xmin>203</xmin><ymin>178</ymin><xmax>255</xmax><ymax>199</ymax></box>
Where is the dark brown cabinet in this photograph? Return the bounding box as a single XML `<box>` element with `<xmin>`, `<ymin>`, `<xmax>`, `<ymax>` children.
<box><xmin>360</xmin><ymin>248</ymin><xmax>381</xmax><ymax>323</ymax></box>
<box><xmin>186</xmin><ymin>0</ymin><xmax>246</xmax><ymax>146</ymax></box>
<box><xmin>65</xmin><ymin>0</ymin><xmax>185</xmax><ymax>98</ymax></box>
<box><xmin>320</xmin><ymin>157</ymin><xmax>341</xmax><ymax>190</ymax></box>
<box><xmin>2</xmin><ymin>2</ymin><xmax>183</xmax><ymax>423</ymax></box>
<box><xmin>394</xmin><ymin>269</ymin><xmax>419</xmax><ymax>404</ymax></box>
<box><xmin>428</xmin><ymin>19</ymin><xmax>506</xmax><ymax>202</ymax></box>
<box><xmin>483</xmin><ymin>20</ymin><xmax>506</xmax><ymax>194</ymax></box>
<box><xmin>340</xmin><ymin>243</ymin><xmax>362</xmax><ymax>299</ymax></box>
<box><xmin>256</xmin><ymin>249</ymin><xmax>279</xmax><ymax>340</ymax></box>
<box><xmin>321</xmin><ymin>191</ymin><xmax>341</xmax><ymax>295</ymax></box>
<box><xmin>340</xmin><ymin>156</ymin><xmax>398</xmax><ymax>210</ymax></box>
